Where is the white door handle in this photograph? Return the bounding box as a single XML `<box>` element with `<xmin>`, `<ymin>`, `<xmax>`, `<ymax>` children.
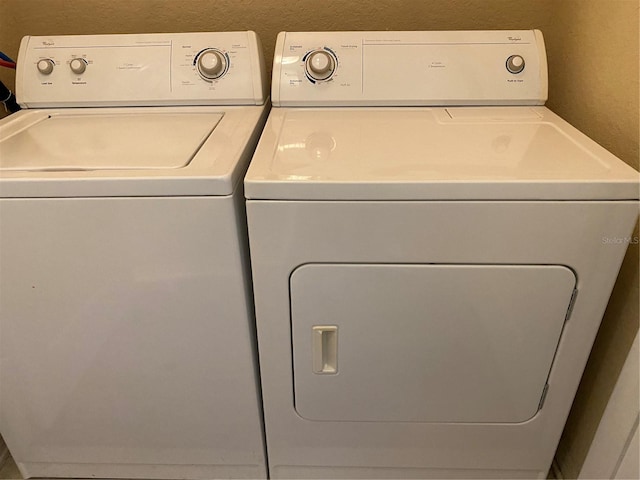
<box><xmin>312</xmin><ymin>325</ymin><xmax>338</xmax><ymax>374</ymax></box>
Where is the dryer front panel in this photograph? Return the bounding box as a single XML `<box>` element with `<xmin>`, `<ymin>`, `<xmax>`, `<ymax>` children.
<box><xmin>290</xmin><ymin>263</ymin><xmax>575</xmax><ymax>423</ymax></box>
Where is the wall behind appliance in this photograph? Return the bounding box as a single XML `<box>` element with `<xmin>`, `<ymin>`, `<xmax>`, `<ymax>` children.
<box><xmin>543</xmin><ymin>1</ymin><xmax>639</xmax><ymax>477</ymax></box>
<box><xmin>0</xmin><ymin>0</ymin><xmax>638</xmax><ymax>477</ymax></box>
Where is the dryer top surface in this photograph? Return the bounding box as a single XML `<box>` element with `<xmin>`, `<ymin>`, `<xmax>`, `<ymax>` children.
<box><xmin>244</xmin><ymin>106</ymin><xmax>639</xmax><ymax>201</ymax></box>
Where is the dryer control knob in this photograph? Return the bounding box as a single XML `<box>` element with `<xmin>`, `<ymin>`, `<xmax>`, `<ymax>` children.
<box><xmin>506</xmin><ymin>55</ymin><xmax>525</xmax><ymax>74</ymax></box>
<box><xmin>197</xmin><ymin>50</ymin><xmax>227</xmax><ymax>80</ymax></box>
<box><xmin>306</xmin><ymin>50</ymin><xmax>335</xmax><ymax>81</ymax></box>
<box><xmin>70</xmin><ymin>58</ymin><xmax>87</xmax><ymax>75</ymax></box>
<box><xmin>37</xmin><ymin>59</ymin><xmax>55</xmax><ymax>75</ymax></box>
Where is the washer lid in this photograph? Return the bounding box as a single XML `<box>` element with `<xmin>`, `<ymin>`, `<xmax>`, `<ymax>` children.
<box><xmin>244</xmin><ymin>106</ymin><xmax>639</xmax><ymax>200</ymax></box>
<box><xmin>0</xmin><ymin>105</ymin><xmax>267</xmax><ymax>198</ymax></box>
<box><xmin>0</xmin><ymin>112</ymin><xmax>223</xmax><ymax>171</ymax></box>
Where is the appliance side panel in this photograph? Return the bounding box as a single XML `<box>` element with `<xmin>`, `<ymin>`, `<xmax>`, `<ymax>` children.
<box><xmin>271</xmin><ymin>32</ymin><xmax>287</xmax><ymax>107</ymax></box>
<box><xmin>534</xmin><ymin>29</ymin><xmax>549</xmax><ymax>102</ymax></box>
<box><xmin>248</xmin><ymin>30</ymin><xmax>268</xmax><ymax>105</ymax></box>
<box><xmin>14</xmin><ymin>36</ymin><xmax>31</xmax><ymax>108</ymax></box>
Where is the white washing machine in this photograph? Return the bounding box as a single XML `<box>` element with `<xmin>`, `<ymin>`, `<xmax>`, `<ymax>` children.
<box><xmin>0</xmin><ymin>32</ymin><xmax>268</xmax><ymax>479</ymax></box>
<box><xmin>244</xmin><ymin>30</ymin><xmax>639</xmax><ymax>479</ymax></box>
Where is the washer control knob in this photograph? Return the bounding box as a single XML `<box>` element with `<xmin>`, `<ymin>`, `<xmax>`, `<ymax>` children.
<box><xmin>506</xmin><ymin>55</ymin><xmax>525</xmax><ymax>74</ymax></box>
<box><xmin>197</xmin><ymin>50</ymin><xmax>227</xmax><ymax>79</ymax></box>
<box><xmin>37</xmin><ymin>59</ymin><xmax>55</xmax><ymax>75</ymax></box>
<box><xmin>70</xmin><ymin>58</ymin><xmax>87</xmax><ymax>75</ymax></box>
<box><xmin>306</xmin><ymin>50</ymin><xmax>335</xmax><ymax>81</ymax></box>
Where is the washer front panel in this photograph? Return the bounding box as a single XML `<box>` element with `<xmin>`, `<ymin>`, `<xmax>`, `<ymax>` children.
<box><xmin>0</xmin><ymin>195</ymin><xmax>267</xmax><ymax>478</ymax></box>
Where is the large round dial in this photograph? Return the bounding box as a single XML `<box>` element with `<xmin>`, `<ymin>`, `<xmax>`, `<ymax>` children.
<box><xmin>37</xmin><ymin>59</ymin><xmax>55</xmax><ymax>75</ymax></box>
<box><xmin>305</xmin><ymin>50</ymin><xmax>336</xmax><ymax>81</ymax></box>
<box><xmin>197</xmin><ymin>49</ymin><xmax>227</xmax><ymax>80</ymax></box>
<box><xmin>70</xmin><ymin>58</ymin><xmax>87</xmax><ymax>75</ymax></box>
<box><xmin>506</xmin><ymin>55</ymin><xmax>525</xmax><ymax>74</ymax></box>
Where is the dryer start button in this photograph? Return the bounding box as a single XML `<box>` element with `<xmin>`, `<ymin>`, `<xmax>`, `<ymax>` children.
<box><xmin>506</xmin><ymin>55</ymin><xmax>525</xmax><ymax>74</ymax></box>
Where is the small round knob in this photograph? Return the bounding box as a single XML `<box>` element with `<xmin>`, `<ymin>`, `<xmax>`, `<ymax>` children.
<box><xmin>197</xmin><ymin>50</ymin><xmax>227</xmax><ymax>79</ymax></box>
<box><xmin>70</xmin><ymin>58</ymin><xmax>87</xmax><ymax>75</ymax></box>
<box><xmin>306</xmin><ymin>50</ymin><xmax>336</xmax><ymax>81</ymax></box>
<box><xmin>506</xmin><ymin>55</ymin><xmax>525</xmax><ymax>74</ymax></box>
<box><xmin>37</xmin><ymin>59</ymin><xmax>55</xmax><ymax>75</ymax></box>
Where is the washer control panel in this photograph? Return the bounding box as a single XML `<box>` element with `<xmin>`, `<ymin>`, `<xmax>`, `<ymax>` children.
<box><xmin>17</xmin><ymin>32</ymin><xmax>267</xmax><ymax>107</ymax></box>
<box><xmin>273</xmin><ymin>30</ymin><xmax>547</xmax><ymax>106</ymax></box>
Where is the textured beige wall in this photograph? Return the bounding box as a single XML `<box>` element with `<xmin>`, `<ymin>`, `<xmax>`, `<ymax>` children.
<box><xmin>0</xmin><ymin>0</ymin><xmax>638</xmax><ymax>477</ymax></box>
<box><xmin>545</xmin><ymin>1</ymin><xmax>639</xmax><ymax>478</ymax></box>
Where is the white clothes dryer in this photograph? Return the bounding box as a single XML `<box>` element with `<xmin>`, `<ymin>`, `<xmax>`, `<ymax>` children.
<box><xmin>0</xmin><ymin>32</ymin><xmax>268</xmax><ymax>479</ymax></box>
<box><xmin>244</xmin><ymin>30</ymin><xmax>639</xmax><ymax>479</ymax></box>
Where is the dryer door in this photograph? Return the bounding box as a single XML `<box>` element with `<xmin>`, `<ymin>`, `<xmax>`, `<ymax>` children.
<box><xmin>290</xmin><ymin>264</ymin><xmax>576</xmax><ymax>424</ymax></box>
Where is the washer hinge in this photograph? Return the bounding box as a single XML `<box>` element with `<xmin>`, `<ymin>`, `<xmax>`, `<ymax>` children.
<box><xmin>564</xmin><ymin>288</ymin><xmax>578</xmax><ymax>323</ymax></box>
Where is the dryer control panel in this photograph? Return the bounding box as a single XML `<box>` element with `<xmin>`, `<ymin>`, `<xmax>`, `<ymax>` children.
<box><xmin>17</xmin><ymin>32</ymin><xmax>267</xmax><ymax>107</ymax></box>
<box><xmin>272</xmin><ymin>30</ymin><xmax>547</xmax><ymax>107</ymax></box>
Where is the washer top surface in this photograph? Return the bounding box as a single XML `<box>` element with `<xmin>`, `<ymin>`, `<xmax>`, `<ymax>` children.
<box><xmin>0</xmin><ymin>104</ymin><xmax>266</xmax><ymax>198</ymax></box>
<box><xmin>244</xmin><ymin>106</ymin><xmax>639</xmax><ymax>201</ymax></box>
